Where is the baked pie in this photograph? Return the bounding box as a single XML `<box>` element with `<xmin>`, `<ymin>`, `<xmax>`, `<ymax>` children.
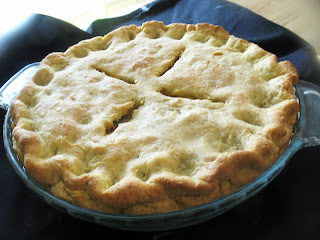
<box><xmin>10</xmin><ymin>21</ymin><xmax>299</xmax><ymax>214</ymax></box>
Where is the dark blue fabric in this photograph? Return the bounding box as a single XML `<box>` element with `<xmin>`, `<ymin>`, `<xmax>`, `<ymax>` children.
<box><xmin>1</xmin><ymin>0</ymin><xmax>320</xmax><ymax>239</ymax></box>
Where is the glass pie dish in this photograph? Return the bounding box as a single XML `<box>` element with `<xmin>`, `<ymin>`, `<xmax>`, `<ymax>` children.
<box><xmin>1</xmin><ymin>63</ymin><xmax>320</xmax><ymax>231</ymax></box>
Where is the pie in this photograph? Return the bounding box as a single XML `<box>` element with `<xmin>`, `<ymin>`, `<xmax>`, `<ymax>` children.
<box><xmin>10</xmin><ymin>21</ymin><xmax>299</xmax><ymax>214</ymax></box>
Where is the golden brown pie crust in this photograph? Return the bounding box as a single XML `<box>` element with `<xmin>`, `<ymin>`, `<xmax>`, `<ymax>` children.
<box><xmin>10</xmin><ymin>21</ymin><xmax>299</xmax><ymax>214</ymax></box>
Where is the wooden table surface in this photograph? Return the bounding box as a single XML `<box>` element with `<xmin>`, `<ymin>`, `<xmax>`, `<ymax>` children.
<box><xmin>228</xmin><ymin>0</ymin><xmax>320</xmax><ymax>56</ymax></box>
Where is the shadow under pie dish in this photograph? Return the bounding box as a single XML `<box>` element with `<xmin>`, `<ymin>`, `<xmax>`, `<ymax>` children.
<box><xmin>3</xmin><ymin>20</ymin><xmax>312</xmax><ymax>229</ymax></box>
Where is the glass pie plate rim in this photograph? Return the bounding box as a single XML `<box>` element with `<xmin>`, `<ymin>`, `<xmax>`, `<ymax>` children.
<box><xmin>1</xmin><ymin>63</ymin><xmax>319</xmax><ymax>231</ymax></box>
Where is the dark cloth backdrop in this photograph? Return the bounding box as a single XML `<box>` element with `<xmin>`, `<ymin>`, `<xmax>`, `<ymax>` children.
<box><xmin>1</xmin><ymin>0</ymin><xmax>319</xmax><ymax>239</ymax></box>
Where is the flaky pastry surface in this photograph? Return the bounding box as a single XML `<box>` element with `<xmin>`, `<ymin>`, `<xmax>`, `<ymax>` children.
<box><xmin>10</xmin><ymin>21</ymin><xmax>299</xmax><ymax>214</ymax></box>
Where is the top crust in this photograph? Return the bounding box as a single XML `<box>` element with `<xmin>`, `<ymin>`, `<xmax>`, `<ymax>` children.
<box><xmin>10</xmin><ymin>21</ymin><xmax>299</xmax><ymax>214</ymax></box>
